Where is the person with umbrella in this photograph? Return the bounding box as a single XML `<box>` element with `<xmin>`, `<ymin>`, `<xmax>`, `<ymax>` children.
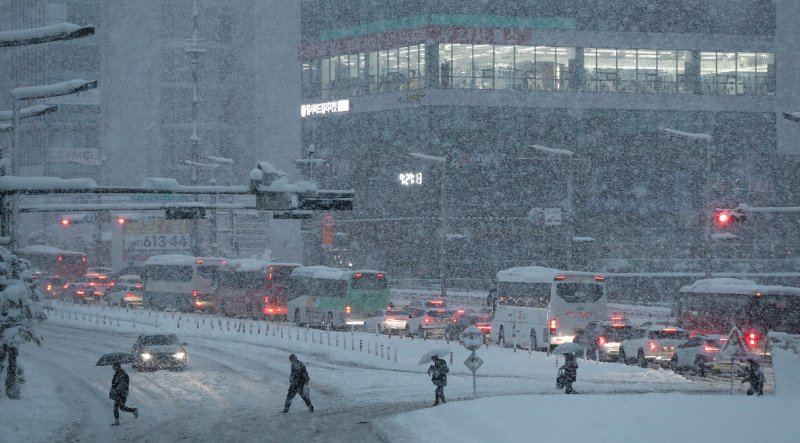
<box><xmin>428</xmin><ymin>355</ymin><xmax>449</xmax><ymax>406</ymax></box>
<box><xmin>557</xmin><ymin>352</ymin><xmax>579</xmax><ymax>394</ymax></box>
<box><xmin>109</xmin><ymin>362</ymin><xmax>138</xmax><ymax>426</ymax></box>
<box><xmin>742</xmin><ymin>358</ymin><xmax>764</xmax><ymax>396</ymax></box>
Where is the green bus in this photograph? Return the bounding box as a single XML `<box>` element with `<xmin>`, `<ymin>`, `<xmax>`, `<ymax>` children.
<box><xmin>287</xmin><ymin>266</ymin><xmax>390</xmax><ymax>328</ymax></box>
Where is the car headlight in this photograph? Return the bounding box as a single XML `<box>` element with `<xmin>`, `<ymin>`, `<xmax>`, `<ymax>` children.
<box><xmin>140</xmin><ymin>352</ymin><xmax>152</xmax><ymax>361</ymax></box>
<box><xmin>173</xmin><ymin>351</ymin><xmax>186</xmax><ymax>360</ymax></box>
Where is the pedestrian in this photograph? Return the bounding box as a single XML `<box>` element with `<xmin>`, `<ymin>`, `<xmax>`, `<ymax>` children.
<box><xmin>742</xmin><ymin>358</ymin><xmax>764</xmax><ymax>396</ymax></box>
<box><xmin>283</xmin><ymin>354</ymin><xmax>314</xmax><ymax>413</ymax></box>
<box><xmin>558</xmin><ymin>352</ymin><xmax>578</xmax><ymax>394</ymax></box>
<box><xmin>428</xmin><ymin>355</ymin><xmax>449</xmax><ymax>406</ymax></box>
<box><xmin>109</xmin><ymin>362</ymin><xmax>138</xmax><ymax>426</ymax></box>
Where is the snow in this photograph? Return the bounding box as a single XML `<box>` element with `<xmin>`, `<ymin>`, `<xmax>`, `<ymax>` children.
<box><xmin>0</xmin><ymin>176</ymin><xmax>98</xmax><ymax>190</ymax></box>
<box><xmin>496</xmin><ymin>266</ymin><xmax>598</xmax><ymax>283</ymax></box>
<box><xmin>2</xmin><ymin>302</ymin><xmax>798</xmax><ymax>442</ymax></box>
<box><xmin>143</xmin><ymin>254</ymin><xmax>196</xmax><ymax>266</ymax></box>
<box><xmin>0</xmin><ymin>23</ymin><xmax>93</xmax><ymax>46</ymax></box>
<box><xmin>679</xmin><ymin>278</ymin><xmax>800</xmax><ymax>296</ymax></box>
<box><xmin>12</xmin><ymin>79</ymin><xmax>96</xmax><ymax>101</ymax></box>
<box><xmin>530</xmin><ymin>144</ymin><xmax>574</xmax><ymax>156</ymax></box>
<box><xmin>659</xmin><ymin>127</ymin><xmax>713</xmax><ymax>142</ymax></box>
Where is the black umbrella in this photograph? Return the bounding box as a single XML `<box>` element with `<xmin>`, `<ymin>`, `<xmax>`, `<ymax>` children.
<box><xmin>96</xmin><ymin>352</ymin><xmax>133</xmax><ymax>366</ymax></box>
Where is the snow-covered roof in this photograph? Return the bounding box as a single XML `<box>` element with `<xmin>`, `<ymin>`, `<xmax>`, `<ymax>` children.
<box><xmin>497</xmin><ymin>266</ymin><xmax>601</xmax><ymax>283</ymax></box>
<box><xmin>0</xmin><ymin>176</ymin><xmax>97</xmax><ymax>190</ymax></box>
<box><xmin>679</xmin><ymin>278</ymin><xmax>800</xmax><ymax>296</ymax></box>
<box><xmin>12</xmin><ymin>79</ymin><xmax>96</xmax><ymax>101</ymax></box>
<box><xmin>221</xmin><ymin>259</ymin><xmax>303</xmax><ymax>272</ymax></box>
<box><xmin>17</xmin><ymin>245</ymin><xmax>84</xmax><ymax>255</ymax></box>
<box><xmin>291</xmin><ymin>266</ymin><xmax>386</xmax><ymax>280</ymax></box>
<box><xmin>660</xmin><ymin>127</ymin><xmax>713</xmax><ymax>141</ymax></box>
<box><xmin>144</xmin><ymin>255</ymin><xmax>197</xmax><ymax>266</ymax></box>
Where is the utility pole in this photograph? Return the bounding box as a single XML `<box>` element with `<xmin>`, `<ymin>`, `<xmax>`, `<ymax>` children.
<box><xmin>185</xmin><ymin>0</ymin><xmax>206</xmax><ymax>256</ymax></box>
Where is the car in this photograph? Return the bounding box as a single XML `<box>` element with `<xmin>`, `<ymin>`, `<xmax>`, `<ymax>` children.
<box><xmin>66</xmin><ymin>280</ymin><xmax>104</xmax><ymax>304</ymax></box>
<box><xmin>405</xmin><ymin>309</ymin><xmax>456</xmax><ymax>337</ymax></box>
<box><xmin>671</xmin><ymin>334</ymin><xmax>730</xmax><ymax>376</ymax></box>
<box><xmin>107</xmin><ymin>275</ymin><xmax>144</xmax><ymax>308</ymax></box>
<box><xmin>34</xmin><ymin>276</ymin><xmax>67</xmax><ymax>300</ymax></box>
<box><xmin>363</xmin><ymin>308</ymin><xmax>411</xmax><ymax>334</ymax></box>
<box><xmin>131</xmin><ymin>333</ymin><xmax>188</xmax><ymax>371</ymax></box>
<box><xmin>618</xmin><ymin>325</ymin><xmax>689</xmax><ymax>367</ymax></box>
<box><xmin>573</xmin><ymin>320</ymin><xmax>638</xmax><ymax>362</ymax></box>
<box><xmin>444</xmin><ymin>313</ymin><xmax>478</xmax><ymax>342</ymax></box>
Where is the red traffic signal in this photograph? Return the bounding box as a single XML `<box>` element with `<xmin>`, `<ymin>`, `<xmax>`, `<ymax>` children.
<box><xmin>715</xmin><ymin>209</ymin><xmax>745</xmax><ymax>226</ymax></box>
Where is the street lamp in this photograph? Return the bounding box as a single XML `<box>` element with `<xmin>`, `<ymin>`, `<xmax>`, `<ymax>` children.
<box><xmin>0</xmin><ymin>104</ymin><xmax>58</xmax><ymax>168</ymax></box>
<box><xmin>660</xmin><ymin>127</ymin><xmax>714</xmax><ymax>277</ymax></box>
<box><xmin>409</xmin><ymin>151</ymin><xmax>449</xmax><ymax>298</ymax></box>
<box><xmin>0</xmin><ymin>23</ymin><xmax>94</xmax><ymax>47</ymax></box>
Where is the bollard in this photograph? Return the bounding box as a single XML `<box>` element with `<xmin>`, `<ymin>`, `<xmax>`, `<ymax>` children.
<box><xmin>197</xmin><ymin>320</ymin><xmax>200</xmax><ymax>329</ymax></box>
<box><xmin>450</xmin><ymin>352</ymin><xmax>453</xmax><ymax>366</ymax></box>
<box><xmin>305</xmin><ymin>329</ymin><xmax>308</xmax><ymax>342</ymax></box>
<box><xmin>394</xmin><ymin>348</ymin><xmax>398</xmax><ymax>363</ymax></box>
<box><xmin>380</xmin><ymin>344</ymin><xmax>384</xmax><ymax>359</ymax></box>
<box><xmin>177</xmin><ymin>320</ymin><xmax>180</xmax><ymax>329</ymax></box>
<box><xmin>359</xmin><ymin>340</ymin><xmax>363</xmax><ymax>352</ymax></box>
<box><xmin>327</xmin><ymin>331</ymin><xmax>331</xmax><ymax>346</ymax></box>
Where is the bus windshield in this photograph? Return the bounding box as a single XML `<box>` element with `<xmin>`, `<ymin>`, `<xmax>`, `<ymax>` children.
<box><xmin>289</xmin><ymin>278</ymin><xmax>348</xmax><ymax>299</ymax></box>
<box><xmin>352</xmin><ymin>273</ymin><xmax>387</xmax><ymax>290</ymax></box>
<box><xmin>556</xmin><ymin>282</ymin><xmax>604</xmax><ymax>303</ymax></box>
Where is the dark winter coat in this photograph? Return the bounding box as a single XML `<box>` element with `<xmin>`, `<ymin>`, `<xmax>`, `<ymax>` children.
<box><xmin>563</xmin><ymin>354</ymin><xmax>578</xmax><ymax>382</ymax></box>
<box><xmin>743</xmin><ymin>362</ymin><xmax>764</xmax><ymax>388</ymax></box>
<box><xmin>289</xmin><ymin>360</ymin><xmax>310</xmax><ymax>388</ymax></box>
<box><xmin>110</xmin><ymin>368</ymin><xmax>130</xmax><ymax>400</ymax></box>
<box><xmin>430</xmin><ymin>357</ymin><xmax>449</xmax><ymax>387</ymax></box>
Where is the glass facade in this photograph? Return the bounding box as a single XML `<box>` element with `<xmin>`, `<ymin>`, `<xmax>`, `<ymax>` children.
<box><xmin>303</xmin><ymin>41</ymin><xmax>775</xmax><ymax>99</ymax></box>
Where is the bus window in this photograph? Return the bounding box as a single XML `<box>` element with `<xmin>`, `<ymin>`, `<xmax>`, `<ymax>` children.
<box><xmin>497</xmin><ymin>282</ymin><xmax>550</xmax><ymax>308</ymax></box>
<box><xmin>352</xmin><ymin>273</ymin><xmax>387</xmax><ymax>290</ymax></box>
<box><xmin>216</xmin><ymin>271</ymin><xmax>263</xmax><ymax>289</ymax></box>
<box><xmin>147</xmin><ymin>265</ymin><xmax>193</xmax><ymax>282</ymax></box>
<box><xmin>197</xmin><ymin>265</ymin><xmax>219</xmax><ymax>280</ymax></box>
<box><xmin>556</xmin><ymin>283</ymin><xmax>604</xmax><ymax>303</ymax></box>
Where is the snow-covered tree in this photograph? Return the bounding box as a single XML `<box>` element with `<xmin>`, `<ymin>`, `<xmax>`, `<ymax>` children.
<box><xmin>0</xmin><ymin>246</ymin><xmax>46</xmax><ymax>399</ymax></box>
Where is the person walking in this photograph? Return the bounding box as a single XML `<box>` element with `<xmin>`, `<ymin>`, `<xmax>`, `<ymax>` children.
<box><xmin>109</xmin><ymin>362</ymin><xmax>138</xmax><ymax>426</ymax></box>
<box><xmin>559</xmin><ymin>352</ymin><xmax>579</xmax><ymax>394</ymax></box>
<box><xmin>283</xmin><ymin>354</ymin><xmax>314</xmax><ymax>413</ymax></box>
<box><xmin>742</xmin><ymin>358</ymin><xmax>764</xmax><ymax>396</ymax></box>
<box><xmin>428</xmin><ymin>355</ymin><xmax>449</xmax><ymax>406</ymax></box>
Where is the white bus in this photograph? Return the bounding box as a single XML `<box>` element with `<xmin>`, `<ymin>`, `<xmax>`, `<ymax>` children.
<box><xmin>143</xmin><ymin>255</ymin><xmax>227</xmax><ymax>312</ymax></box>
<box><xmin>287</xmin><ymin>265</ymin><xmax>391</xmax><ymax>329</ymax></box>
<box><xmin>490</xmin><ymin>266</ymin><xmax>608</xmax><ymax>351</ymax></box>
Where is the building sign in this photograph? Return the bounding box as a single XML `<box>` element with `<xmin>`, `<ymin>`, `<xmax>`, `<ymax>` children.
<box><xmin>48</xmin><ymin>147</ymin><xmax>101</xmax><ymax>164</ymax></box>
<box><xmin>301</xmin><ymin>99</ymin><xmax>350</xmax><ymax>118</ymax></box>
<box><xmin>298</xmin><ymin>26</ymin><xmax>533</xmax><ymax>60</ymax></box>
<box><xmin>233</xmin><ymin>212</ymin><xmax>270</xmax><ymax>255</ymax></box>
<box><xmin>398</xmin><ymin>172</ymin><xmax>423</xmax><ymax>186</ymax></box>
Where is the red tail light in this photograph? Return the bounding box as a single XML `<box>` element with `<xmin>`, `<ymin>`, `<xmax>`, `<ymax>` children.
<box><xmin>264</xmin><ymin>296</ymin><xmax>269</xmax><ymax>305</ymax></box>
<box><xmin>77</xmin><ymin>290</ymin><xmax>85</xmax><ymax>295</ymax></box>
<box><xmin>355</xmin><ymin>273</ymin><xmax>363</xmax><ymax>278</ymax></box>
<box><xmin>46</xmin><ymin>284</ymin><xmax>53</xmax><ymax>291</ymax></box>
<box><xmin>549</xmin><ymin>318</ymin><xmax>557</xmax><ymax>335</ymax></box>
<box><xmin>424</xmin><ymin>317</ymin><xmax>432</xmax><ymax>324</ymax></box>
<box><xmin>125</xmin><ymin>293</ymin><xmax>135</xmax><ymax>299</ymax></box>
<box><xmin>703</xmin><ymin>346</ymin><xmax>719</xmax><ymax>352</ymax></box>
<box><xmin>649</xmin><ymin>341</ymin><xmax>656</xmax><ymax>352</ymax></box>
<box><xmin>377</xmin><ymin>273</ymin><xmax>385</xmax><ymax>278</ymax></box>
<box><xmin>134</xmin><ymin>284</ymin><xmax>142</xmax><ymax>289</ymax></box>
<box><xmin>192</xmin><ymin>289</ymin><xmax>198</xmax><ymax>297</ymax></box>
<box><xmin>554</xmin><ymin>275</ymin><xmax>567</xmax><ymax>281</ymax></box>
<box><xmin>594</xmin><ymin>276</ymin><xmax>605</xmax><ymax>281</ymax></box>
<box><xmin>597</xmin><ymin>336</ymin><xmax>606</xmax><ymax>347</ymax></box>
<box><xmin>385</xmin><ymin>317</ymin><xmax>395</xmax><ymax>322</ymax></box>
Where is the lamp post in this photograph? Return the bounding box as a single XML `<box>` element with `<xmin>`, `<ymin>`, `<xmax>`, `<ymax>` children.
<box><xmin>660</xmin><ymin>127</ymin><xmax>714</xmax><ymax>277</ymax></box>
<box><xmin>7</xmin><ymin>79</ymin><xmax>97</xmax><ymax>251</ymax></box>
<box><xmin>409</xmin><ymin>151</ymin><xmax>449</xmax><ymax>298</ymax></box>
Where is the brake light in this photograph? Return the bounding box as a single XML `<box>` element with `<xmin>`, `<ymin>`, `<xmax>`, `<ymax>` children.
<box><xmin>46</xmin><ymin>284</ymin><xmax>53</xmax><ymax>291</ymax></box>
<box><xmin>77</xmin><ymin>290</ymin><xmax>85</xmax><ymax>295</ymax></box>
<box><xmin>355</xmin><ymin>273</ymin><xmax>363</xmax><ymax>278</ymax></box>
<box><xmin>594</xmin><ymin>276</ymin><xmax>605</xmax><ymax>282</ymax></box>
<box><xmin>549</xmin><ymin>318</ymin><xmax>557</xmax><ymax>335</ymax></box>
<box><xmin>451</xmin><ymin>317</ymin><xmax>457</xmax><ymax>323</ymax></box>
<box><xmin>192</xmin><ymin>289</ymin><xmax>198</xmax><ymax>297</ymax></box>
<box><xmin>703</xmin><ymin>346</ymin><xmax>719</xmax><ymax>352</ymax></box>
<box><xmin>597</xmin><ymin>336</ymin><xmax>606</xmax><ymax>347</ymax></box>
<box><xmin>662</xmin><ymin>327</ymin><xmax>677</xmax><ymax>332</ymax></box>
<box><xmin>610</xmin><ymin>315</ymin><xmax>623</xmax><ymax>321</ymax></box>
<box><xmin>194</xmin><ymin>299</ymin><xmax>202</xmax><ymax>307</ymax></box>
<box><xmin>554</xmin><ymin>275</ymin><xmax>567</xmax><ymax>281</ymax></box>
<box><xmin>424</xmin><ymin>317</ymin><xmax>432</xmax><ymax>324</ymax></box>
<box><xmin>195</xmin><ymin>259</ymin><xmax>205</xmax><ymax>264</ymax></box>
<box><xmin>134</xmin><ymin>284</ymin><xmax>142</xmax><ymax>289</ymax></box>
<box><xmin>649</xmin><ymin>341</ymin><xmax>656</xmax><ymax>352</ymax></box>
<box><xmin>377</xmin><ymin>273</ymin><xmax>385</xmax><ymax>278</ymax></box>
<box><xmin>385</xmin><ymin>317</ymin><xmax>395</xmax><ymax>322</ymax></box>
<box><xmin>345</xmin><ymin>305</ymin><xmax>351</xmax><ymax>316</ymax></box>
<box><xmin>125</xmin><ymin>293</ymin><xmax>135</xmax><ymax>299</ymax></box>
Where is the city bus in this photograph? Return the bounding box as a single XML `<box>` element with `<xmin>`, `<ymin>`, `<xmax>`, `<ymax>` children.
<box><xmin>676</xmin><ymin>278</ymin><xmax>800</xmax><ymax>355</ymax></box>
<box><xmin>17</xmin><ymin>245</ymin><xmax>88</xmax><ymax>281</ymax></box>
<box><xmin>210</xmin><ymin>259</ymin><xmax>301</xmax><ymax>319</ymax></box>
<box><xmin>142</xmin><ymin>255</ymin><xmax>227</xmax><ymax>312</ymax></box>
<box><xmin>490</xmin><ymin>266</ymin><xmax>608</xmax><ymax>351</ymax></box>
<box><xmin>287</xmin><ymin>266</ymin><xmax>390</xmax><ymax>329</ymax></box>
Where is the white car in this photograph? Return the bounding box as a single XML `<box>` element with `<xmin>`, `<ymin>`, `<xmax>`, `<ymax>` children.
<box><xmin>618</xmin><ymin>325</ymin><xmax>689</xmax><ymax>367</ymax></box>
<box><xmin>107</xmin><ymin>274</ymin><xmax>144</xmax><ymax>308</ymax></box>
<box><xmin>671</xmin><ymin>334</ymin><xmax>729</xmax><ymax>376</ymax></box>
<box><xmin>363</xmin><ymin>308</ymin><xmax>411</xmax><ymax>333</ymax></box>
<box><xmin>405</xmin><ymin>309</ymin><xmax>455</xmax><ymax>337</ymax></box>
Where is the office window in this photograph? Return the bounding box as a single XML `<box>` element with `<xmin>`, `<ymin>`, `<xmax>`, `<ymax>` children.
<box><xmin>473</xmin><ymin>44</ymin><xmax>494</xmax><ymax>89</ymax></box>
<box><xmin>657</xmin><ymin>50</ymin><xmax>677</xmax><ymax>93</ymax></box>
<box><xmin>636</xmin><ymin>50</ymin><xmax>658</xmax><ymax>93</ymax></box>
<box><xmin>515</xmin><ymin>45</ymin><xmax>535</xmax><ymax>90</ymax></box>
<box><xmin>451</xmin><ymin>44</ymin><xmax>472</xmax><ymax>89</ymax></box>
<box><xmin>494</xmin><ymin>45</ymin><xmax>514</xmax><ymax>90</ymax></box>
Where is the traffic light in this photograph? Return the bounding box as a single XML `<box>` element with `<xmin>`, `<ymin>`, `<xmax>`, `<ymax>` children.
<box><xmin>715</xmin><ymin>209</ymin><xmax>745</xmax><ymax>226</ymax></box>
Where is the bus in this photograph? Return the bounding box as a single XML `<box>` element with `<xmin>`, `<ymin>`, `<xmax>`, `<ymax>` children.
<box><xmin>287</xmin><ymin>266</ymin><xmax>390</xmax><ymax>329</ymax></box>
<box><xmin>142</xmin><ymin>255</ymin><xmax>227</xmax><ymax>312</ymax></box>
<box><xmin>676</xmin><ymin>278</ymin><xmax>800</xmax><ymax>355</ymax></box>
<box><xmin>490</xmin><ymin>266</ymin><xmax>608</xmax><ymax>351</ymax></box>
<box><xmin>210</xmin><ymin>259</ymin><xmax>301</xmax><ymax>319</ymax></box>
<box><xmin>17</xmin><ymin>245</ymin><xmax>87</xmax><ymax>281</ymax></box>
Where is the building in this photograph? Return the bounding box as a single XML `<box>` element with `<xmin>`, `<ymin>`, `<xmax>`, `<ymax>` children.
<box><xmin>298</xmin><ymin>0</ymin><xmax>800</xmax><ymax>291</ymax></box>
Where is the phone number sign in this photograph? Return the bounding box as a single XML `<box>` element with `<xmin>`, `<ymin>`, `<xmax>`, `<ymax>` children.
<box><xmin>126</xmin><ymin>234</ymin><xmax>190</xmax><ymax>251</ymax></box>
